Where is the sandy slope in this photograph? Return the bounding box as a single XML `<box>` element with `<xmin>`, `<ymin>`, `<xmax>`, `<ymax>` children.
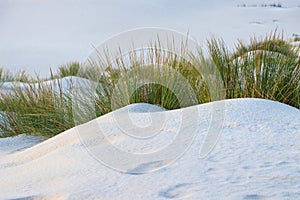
<box><xmin>0</xmin><ymin>98</ymin><xmax>299</xmax><ymax>199</ymax></box>
<box><xmin>0</xmin><ymin>135</ymin><xmax>45</xmax><ymax>157</ymax></box>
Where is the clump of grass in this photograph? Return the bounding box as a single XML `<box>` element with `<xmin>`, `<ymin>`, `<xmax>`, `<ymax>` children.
<box><xmin>294</xmin><ymin>37</ymin><xmax>300</xmax><ymax>42</ymax></box>
<box><xmin>208</xmin><ymin>31</ymin><xmax>300</xmax><ymax>108</ymax></box>
<box><xmin>292</xmin><ymin>33</ymin><xmax>300</xmax><ymax>42</ymax></box>
<box><xmin>52</xmin><ymin>61</ymin><xmax>103</xmax><ymax>81</ymax></box>
<box><xmin>56</xmin><ymin>62</ymin><xmax>80</xmax><ymax>78</ymax></box>
<box><xmin>88</xmin><ymin>42</ymin><xmax>215</xmax><ymax>115</ymax></box>
<box><xmin>0</xmin><ymin>68</ymin><xmax>30</xmax><ymax>82</ymax></box>
<box><xmin>0</xmin><ymin>78</ymin><xmax>75</xmax><ymax>137</ymax></box>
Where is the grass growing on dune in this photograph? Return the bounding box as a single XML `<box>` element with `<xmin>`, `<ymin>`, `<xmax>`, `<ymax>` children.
<box><xmin>0</xmin><ymin>31</ymin><xmax>299</xmax><ymax>137</ymax></box>
<box><xmin>0</xmin><ymin>68</ymin><xmax>30</xmax><ymax>82</ymax></box>
<box><xmin>208</xmin><ymin>32</ymin><xmax>300</xmax><ymax>108</ymax></box>
<box><xmin>91</xmin><ymin>45</ymin><xmax>214</xmax><ymax>115</ymax></box>
<box><xmin>0</xmin><ymin>79</ymin><xmax>75</xmax><ymax>137</ymax></box>
<box><xmin>56</xmin><ymin>62</ymin><xmax>80</xmax><ymax>78</ymax></box>
<box><xmin>0</xmin><ymin>41</ymin><xmax>217</xmax><ymax>137</ymax></box>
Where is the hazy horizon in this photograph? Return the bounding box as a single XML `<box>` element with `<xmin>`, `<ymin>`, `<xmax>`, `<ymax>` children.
<box><xmin>1</xmin><ymin>0</ymin><xmax>299</xmax><ymax>77</ymax></box>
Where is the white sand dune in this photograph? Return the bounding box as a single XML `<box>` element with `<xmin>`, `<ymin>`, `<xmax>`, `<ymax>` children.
<box><xmin>0</xmin><ymin>134</ymin><xmax>45</xmax><ymax>157</ymax></box>
<box><xmin>0</xmin><ymin>98</ymin><xmax>299</xmax><ymax>199</ymax></box>
<box><xmin>0</xmin><ymin>76</ymin><xmax>93</xmax><ymax>95</ymax></box>
<box><xmin>0</xmin><ymin>76</ymin><xmax>93</xmax><ymax>98</ymax></box>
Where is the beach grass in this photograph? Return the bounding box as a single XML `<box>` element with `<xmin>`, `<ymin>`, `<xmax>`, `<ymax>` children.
<box><xmin>0</xmin><ymin>68</ymin><xmax>30</xmax><ymax>83</ymax></box>
<box><xmin>208</xmin><ymin>31</ymin><xmax>300</xmax><ymax>108</ymax></box>
<box><xmin>0</xmin><ymin>32</ymin><xmax>299</xmax><ymax>137</ymax></box>
<box><xmin>0</xmin><ymin>79</ymin><xmax>75</xmax><ymax>137</ymax></box>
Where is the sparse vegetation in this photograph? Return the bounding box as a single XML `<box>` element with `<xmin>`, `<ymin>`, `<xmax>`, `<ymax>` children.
<box><xmin>56</xmin><ymin>62</ymin><xmax>80</xmax><ymax>78</ymax></box>
<box><xmin>208</xmin><ymin>32</ymin><xmax>300</xmax><ymax>108</ymax></box>
<box><xmin>0</xmin><ymin>32</ymin><xmax>299</xmax><ymax>137</ymax></box>
<box><xmin>0</xmin><ymin>68</ymin><xmax>30</xmax><ymax>82</ymax></box>
<box><xmin>92</xmin><ymin>46</ymin><xmax>214</xmax><ymax>115</ymax></box>
<box><xmin>238</xmin><ymin>3</ymin><xmax>282</xmax><ymax>8</ymax></box>
<box><xmin>0</xmin><ymin>79</ymin><xmax>75</xmax><ymax>137</ymax></box>
<box><xmin>292</xmin><ymin>33</ymin><xmax>300</xmax><ymax>42</ymax></box>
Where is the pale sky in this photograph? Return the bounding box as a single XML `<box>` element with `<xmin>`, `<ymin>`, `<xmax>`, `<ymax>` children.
<box><xmin>0</xmin><ymin>0</ymin><xmax>299</xmax><ymax>77</ymax></box>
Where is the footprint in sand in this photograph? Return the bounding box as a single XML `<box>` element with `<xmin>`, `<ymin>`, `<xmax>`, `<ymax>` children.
<box><xmin>159</xmin><ymin>183</ymin><xmax>201</xmax><ymax>199</ymax></box>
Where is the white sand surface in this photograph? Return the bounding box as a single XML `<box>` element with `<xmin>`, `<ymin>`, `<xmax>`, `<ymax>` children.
<box><xmin>0</xmin><ymin>76</ymin><xmax>93</xmax><ymax>95</ymax></box>
<box><xmin>0</xmin><ymin>98</ymin><xmax>299</xmax><ymax>199</ymax></box>
<box><xmin>0</xmin><ymin>134</ymin><xmax>45</xmax><ymax>157</ymax></box>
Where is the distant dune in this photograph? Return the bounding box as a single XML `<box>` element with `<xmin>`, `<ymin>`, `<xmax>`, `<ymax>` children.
<box><xmin>0</xmin><ymin>76</ymin><xmax>93</xmax><ymax>94</ymax></box>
